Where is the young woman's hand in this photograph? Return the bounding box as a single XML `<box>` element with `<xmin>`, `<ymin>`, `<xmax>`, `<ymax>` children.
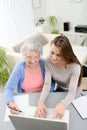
<box><xmin>35</xmin><ymin>100</ymin><xmax>48</xmax><ymax>118</ymax></box>
<box><xmin>52</xmin><ymin>102</ymin><xmax>65</xmax><ymax>119</ymax></box>
<box><xmin>8</xmin><ymin>101</ymin><xmax>19</xmax><ymax>114</ymax></box>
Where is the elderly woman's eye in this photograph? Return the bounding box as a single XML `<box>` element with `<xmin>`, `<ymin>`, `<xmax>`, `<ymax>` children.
<box><xmin>25</xmin><ymin>55</ymin><xmax>31</xmax><ymax>59</ymax></box>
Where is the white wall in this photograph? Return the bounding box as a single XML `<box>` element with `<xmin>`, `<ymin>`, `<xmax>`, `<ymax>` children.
<box><xmin>33</xmin><ymin>0</ymin><xmax>87</xmax><ymax>32</ymax></box>
<box><xmin>32</xmin><ymin>0</ymin><xmax>47</xmax><ymax>25</ymax></box>
<box><xmin>0</xmin><ymin>0</ymin><xmax>34</xmax><ymax>48</ymax></box>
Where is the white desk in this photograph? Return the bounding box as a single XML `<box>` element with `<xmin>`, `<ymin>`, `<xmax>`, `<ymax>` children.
<box><xmin>0</xmin><ymin>92</ymin><xmax>87</xmax><ymax>130</ymax></box>
<box><xmin>72</xmin><ymin>46</ymin><xmax>87</xmax><ymax>64</ymax></box>
<box><xmin>42</xmin><ymin>43</ymin><xmax>87</xmax><ymax>64</ymax></box>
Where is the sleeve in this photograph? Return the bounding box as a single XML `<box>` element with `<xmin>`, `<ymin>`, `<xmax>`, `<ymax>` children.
<box><xmin>4</xmin><ymin>63</ymin><xmax>22</xmax><ymax>104</ymax></box>
<box><xmin>61</xmin><ymin>64</ymin><xmax>81</xmax><ymax>107</ymax></box>
<box><xmin>39</xmin><ymin>58</ymin><xmax>45</xmax><ymax>80</ymax></box>
<box><xmin>39</xmin><ymin>59</ymin><xmax>51</xmax><ymax>102</ymax></box>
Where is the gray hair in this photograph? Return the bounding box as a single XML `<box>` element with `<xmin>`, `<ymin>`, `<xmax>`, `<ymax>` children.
<box><xmin>20</xmin><ymin>40</ymin><xmax>43</xmax><ymax>57</ymax></box>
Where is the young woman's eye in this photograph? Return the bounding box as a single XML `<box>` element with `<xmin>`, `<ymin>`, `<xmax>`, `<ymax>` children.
<box><xmin>51</xmin><ymin>51</ymin><xmax>54</xmax><ymax>55</ymax></box>
<box><xmin>56</xmin><ymin>54</ymin><xmax>61</xmax><ymax>57</ymax></box>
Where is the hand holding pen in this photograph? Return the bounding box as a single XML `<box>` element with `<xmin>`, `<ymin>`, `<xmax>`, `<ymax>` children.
<box><xmin>8</xmin><ymin>101</ymin><xmax>22</xmax><ymax>114</ymax></box>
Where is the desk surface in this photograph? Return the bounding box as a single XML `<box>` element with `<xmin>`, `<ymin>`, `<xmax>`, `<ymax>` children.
<box><xmin>0</xmin><ymin>92</ymin><xmax>87</xmax><ymax>130</ymax></box>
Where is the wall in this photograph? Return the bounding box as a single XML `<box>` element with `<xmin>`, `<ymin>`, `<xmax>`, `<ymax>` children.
<box><xmin>33</xmin><ymin>0</ymin><xmax>87</xmax><ymax>32</ymax></box>
<box><xmin>0</xmin><ymin>0</ymin><xmax>34</xmax><ymax>48</ymax></box>
<box><xmin>32</xmin><ymin>0</ymin><xmax>47</xmax><ymax>25</ymax></box>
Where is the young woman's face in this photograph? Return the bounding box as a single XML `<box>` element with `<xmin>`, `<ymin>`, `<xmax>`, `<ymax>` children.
<box><xmin>49</xmin><ymin>44</ymin><xmax>64</xmax><ymax>65</ymax></box>
<box><xmin>24</xmin><ymin>50</ymin><xmax>40</xmax><ymax>68</ymax></box>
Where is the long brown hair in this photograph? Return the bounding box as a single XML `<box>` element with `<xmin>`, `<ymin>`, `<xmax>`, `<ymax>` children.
<box><xmin>51</xmin><ymin>35</ymin><xmax>83</xmax><ymax>87</ymax></box>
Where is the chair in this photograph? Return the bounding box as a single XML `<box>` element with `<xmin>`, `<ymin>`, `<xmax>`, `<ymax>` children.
<box><xmin>81</xmin><ymin>65</ymin><xmax>87</xmax><ymax>90</ymax></box>
<box><xmin>82</xmin><ymin>64</ymin><xmax>87</xmax><ymax>77</ymax></box>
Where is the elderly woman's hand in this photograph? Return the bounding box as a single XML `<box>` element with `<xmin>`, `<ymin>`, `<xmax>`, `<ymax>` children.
<box><xmin>35</xmin><ymin>100</ymin><xmax>48</xmax><ymax>118</ymax></box>
<box><xmin>52</xmin><ymin>102</ymin><xmax>65</xmax><ymax>119</ymax></box>
<box><xmin>8</xmin><ymin>101</ymin><xmax>19</xmax><ymax>114</ymax></box>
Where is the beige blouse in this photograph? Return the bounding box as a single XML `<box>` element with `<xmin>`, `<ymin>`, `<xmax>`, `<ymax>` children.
<box><xmin>40</xmin><ymin>58</ymin><xmax>81</xmax><ymax>107</ymax></box>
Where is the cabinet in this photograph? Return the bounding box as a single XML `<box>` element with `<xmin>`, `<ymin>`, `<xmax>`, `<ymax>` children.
<box><xmin>34</xmin><ymin>27</ymin><xmax>87</xmax><ymax>46</ymax></box>
<box><xmin>60</xmin><ymin>31</ymin><xmax>87</xmax><ymax>46</ymax></box>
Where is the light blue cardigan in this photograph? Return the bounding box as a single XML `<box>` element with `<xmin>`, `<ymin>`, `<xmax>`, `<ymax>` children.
<box><xmin>4</xmin><ymin>58</ymin><xmax>55</xmax><ymax>104</ymax></box>
<box><xmin>4</xmin><ymin>59</ymin><xmax>45</xmax><ymax>104</ymax></box>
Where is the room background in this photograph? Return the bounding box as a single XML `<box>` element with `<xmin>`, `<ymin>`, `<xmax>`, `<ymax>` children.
<box><xmin>0</xmin><ymin>0</ymin><xmax>34</xmax><ymax>47</ymax></box>
<box><xmin>33</xmin><ymin>0</ymin><xmax>87</xmax><ymax>32</ymax></box>
<box><xmin>0</xmin><ymin>0</ymin><xmax>87</xmax><ymax>47</ymax></box>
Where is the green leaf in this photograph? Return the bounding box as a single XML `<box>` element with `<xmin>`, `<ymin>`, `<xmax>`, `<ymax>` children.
<box><xmin>0</xmin><ymin>47</ymin><xmax>10</xmax><ymax>86</ymax></box>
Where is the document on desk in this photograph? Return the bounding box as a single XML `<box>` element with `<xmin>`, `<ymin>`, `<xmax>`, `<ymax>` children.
<box><xmin>72</xmin><ymin>95</ymin><xmax>87</xmax><ymax>119</ymax></box>
<box><xmin>4</xmin><ymin>94</ymin><xmax>29</xmax><ymax>121</ymax></box>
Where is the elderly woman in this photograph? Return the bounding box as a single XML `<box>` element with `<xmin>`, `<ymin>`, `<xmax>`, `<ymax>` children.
<box><xmin>35</xmin><ymin>35</ymin><xmax>83</xmax><ymax>119</ymax></box>
<box><xmin>4</xmin><ymin>40</ymin><xmax>45</xmax><ymax>114</ymax></box>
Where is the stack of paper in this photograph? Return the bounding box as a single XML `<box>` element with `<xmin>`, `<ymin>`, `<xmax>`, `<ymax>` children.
<box><xmin>72</xmin><ymin>95</ymin><xmax>87</xmax><ymax>119</ymax></box>
<box><xmin>4</xmin><ymin>94</ymin><xmax>29</xmax><ymax>121</ymax></box>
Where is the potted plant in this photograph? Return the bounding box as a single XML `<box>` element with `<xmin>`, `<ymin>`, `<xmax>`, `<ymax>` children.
<box><xmin>48</xmin><ymin>16</ymin><xmax>59</xmax><ymax>34</ymax></box>
<box><xmin>0</xmin><ymin>47</ymin><xmax>10</xmax><ymax>90</ymax></box>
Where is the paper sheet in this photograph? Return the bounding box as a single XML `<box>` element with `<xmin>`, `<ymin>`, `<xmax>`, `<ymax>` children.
<box><xmin>72</xmin><ymin>95</ymin><xmax>87</xmax><ymax>119</ymax></box>
<box><xmin>4</xmin><ymin>94</ymin><xmax>29</xmax><ymax>121</ymax></box>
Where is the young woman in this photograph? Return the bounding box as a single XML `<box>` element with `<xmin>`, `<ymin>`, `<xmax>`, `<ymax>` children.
<box><xmin>35</xmin><ymin>35</ymin><xmax>83</xmax><ymax>119</ymax></box>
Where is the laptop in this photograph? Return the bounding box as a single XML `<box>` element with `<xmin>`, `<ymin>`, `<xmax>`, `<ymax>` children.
<box><xmin>9</xmin><ymin>106</ymin><xmax>69</xmax><ymax>130</ymax></box>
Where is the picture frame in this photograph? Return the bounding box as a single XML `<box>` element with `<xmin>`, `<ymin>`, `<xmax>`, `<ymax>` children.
<box><xmin>32</xmin><ymin>0</ymin><xmax>41</xmax><ymax>9</ymax></box>
<box><xmin>68</xmin><ymin>0</ymin><xmax>82</xmax><ymax>3</ymax></box>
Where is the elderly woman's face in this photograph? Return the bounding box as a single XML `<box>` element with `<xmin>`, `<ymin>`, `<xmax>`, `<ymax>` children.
<box><xmin>24</xmin><ymin>50</ymin><xmax>40</xmax><ymax>68</ymax></box>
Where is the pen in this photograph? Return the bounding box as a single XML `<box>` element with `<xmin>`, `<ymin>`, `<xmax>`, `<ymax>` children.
<box><xmin>8</xmin><ymin>106</ymin><xmax>23</xmax><ymax>113</ymax></box>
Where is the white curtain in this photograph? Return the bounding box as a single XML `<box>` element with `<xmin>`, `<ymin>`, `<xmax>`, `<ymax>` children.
<box><xmin>0</xmin><ymin>0</ymin><xmax>34</xmax><ymax>47</ymax></box>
